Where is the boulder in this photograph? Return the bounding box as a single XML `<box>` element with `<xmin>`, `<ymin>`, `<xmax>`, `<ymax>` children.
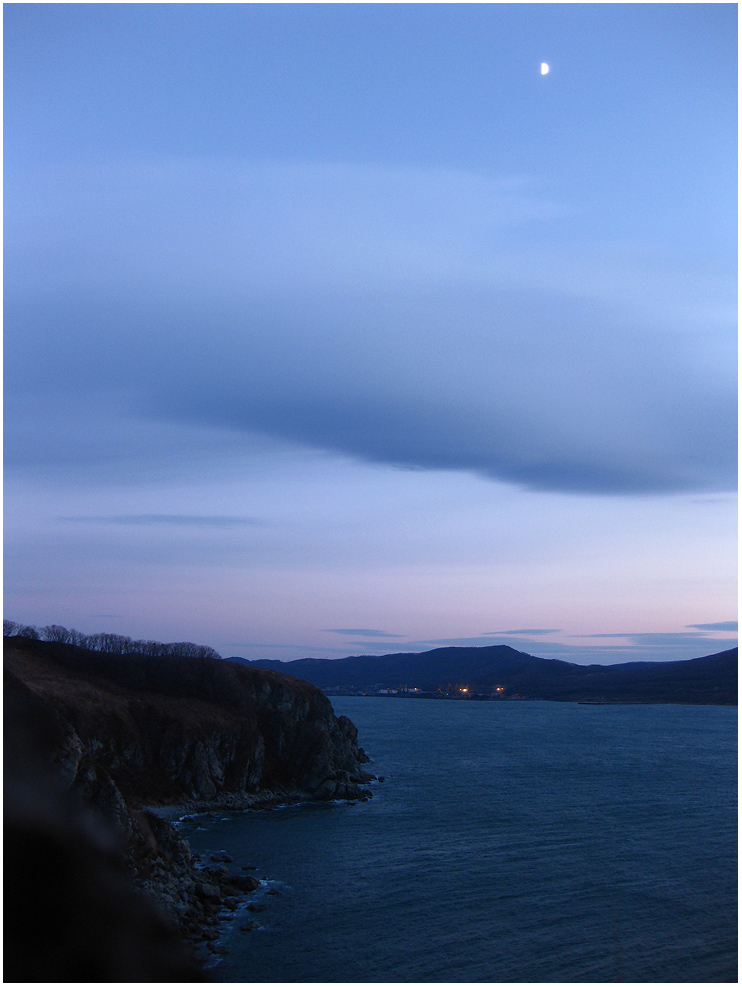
<box><xmin>230</xmin><ymin>874</ymin><xmax>261</xmax><ymax>893</ymax></box>
<box><xmin>195</xmin><ymin>881</ymin><xmax>221</xmax><ymax>902</ymax></box>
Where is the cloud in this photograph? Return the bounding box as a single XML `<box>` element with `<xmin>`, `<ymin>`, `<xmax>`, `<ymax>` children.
<box><xmin>582</xmin><ymin>631</ymin><xmax>716</xmax><ymax>642</ymax></box>
<box><xmin>686</xmin><ymin>621</ymin><xmax>737</xmax><ymax>632</ymax></box>
<box><xmin>60</xmin><ymin>514</ymin><xmax>266</xmax><ymax>527</ymax></box>
<box><xmin>574</xmin><ymin>630</ymin><xmax>738</xmax><ymax>653</ymax></box>
<box><xmin>323</xmin><ymin>628</ymin><xmax>404</xmax><ymax>638</ymax></box>
<box><xmin>3</xmin><ymin>389</ymin><xmax>287</xmax><ymax>486</ymax></box>
<box><xmin>483</xmin><ymin>628</ymin><xmax>561</xmax><ymax>636</ymax></box>
<box><xmin>5</xmin><ymin>159</ymin><xmax>736</xmax><ymax>495</ymax></box>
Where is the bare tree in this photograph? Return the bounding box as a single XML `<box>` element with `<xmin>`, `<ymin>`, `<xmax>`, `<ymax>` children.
<box><xmin>41</xmin><ymin>625</ymin><xmax>72</xmax><ymax>644</ymax></box>
<box><xmin>5</xmin><ymin>620</ymin><xmax>222</xmax><ymax>661</ymax></box>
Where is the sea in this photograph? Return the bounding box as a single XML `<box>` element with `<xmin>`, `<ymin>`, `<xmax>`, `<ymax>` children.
<box><xmin>178</xmin><ymin>697</ymin><xmax>738</xmax><ymax>983</ymax></box>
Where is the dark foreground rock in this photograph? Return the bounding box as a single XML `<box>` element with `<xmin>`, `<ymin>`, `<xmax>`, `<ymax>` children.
<box><xmin>4</xmin><ymin>635</ymin><xmax>374</xmax><ymax>979</ymax></box>
<box><xmin>4</xmin><ymin>771</ymin><xmax>206</xmax><ymax>982</ymax></box>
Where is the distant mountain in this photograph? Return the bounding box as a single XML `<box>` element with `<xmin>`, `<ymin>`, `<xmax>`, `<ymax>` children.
<box><xmin>226</xmin><ymin>645</ymin><xmax>738</xmax><ymax>705</ymax></box>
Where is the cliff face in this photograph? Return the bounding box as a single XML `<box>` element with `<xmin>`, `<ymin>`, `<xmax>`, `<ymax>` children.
<box><xmin>4</xmin><ymin>637</ymin><xmax>372</xmax><ymax>809</ymax></box>
<box><xmin>4</xmin><ymin>635</ymin><xmax>373</xmax><ymax>977</ymax></box>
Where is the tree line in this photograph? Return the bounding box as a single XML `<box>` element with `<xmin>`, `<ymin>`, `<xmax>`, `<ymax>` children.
<box><xmin>3</xmin><ymin>620</ymin><xmax>222</xmax><ymax>662</ymax></box>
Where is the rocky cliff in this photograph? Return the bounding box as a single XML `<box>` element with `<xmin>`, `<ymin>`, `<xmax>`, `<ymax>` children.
<box><xmin>4</xmin><ymin>636</ymin><xmax>372</xmax><ymax>806</ymax></box>
<box><xmin>4</xmin><ymin>635</ymin><xmax>373</xmax><ymax>978</ymax></box>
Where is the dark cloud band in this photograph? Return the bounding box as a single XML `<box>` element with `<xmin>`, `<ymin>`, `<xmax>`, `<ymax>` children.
<box><xmin>60</xmin><ymin>515</ymin><xmax>265</xmax><ymax>527</ymax></box>
<box><xmin>5</xmin><ymin>161</ymin><xmax>737</xmax><ymax>496</ymax></box>
<box><xmin>687</xmin><ymin>621</ymin><xmax>737</xmax><ymax>632</ymax></box>
<box><xmin>324</xmin><ymin>628</ymin><xmax>403</xmax><ymax>638</ymax></box>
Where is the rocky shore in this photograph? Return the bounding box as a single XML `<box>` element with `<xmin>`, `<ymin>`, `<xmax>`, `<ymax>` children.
<box><xmin>4</xmin><ymin>634</ymin><xmax>374</xmax><ymax>979</ymax></box>
<box><xmin>144</xmin><ymin>782</ymin><xmax>371</xmax><ymax>821</ymax></box>
<box><xmin>126</xmin><ymin>805</ymin><xmax>272</xmax><ymax>963</ymax></box>
<box><xmin>137</xmin><ymin>787</ymin><xmax>375</xmax><ymax>963</ymax></box>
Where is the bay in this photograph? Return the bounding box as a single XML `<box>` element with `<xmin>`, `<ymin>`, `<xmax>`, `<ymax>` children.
<box><xmin>180</xmin><ymin>698</ymin><xmax>737</xmax><ymax>982</ymax></box>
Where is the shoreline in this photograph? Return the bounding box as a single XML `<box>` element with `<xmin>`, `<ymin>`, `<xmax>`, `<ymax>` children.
<box><xmin>141</xmin><ymin>787</ymin><xmax>316</xmax><ymax>822</ymax></box>
<box><xmin>132</xmin><ymin>791</ymin><xmax>316</xmax><ymax>967</ymax></box>
<box><xmin>142</xmin><ymin>778</ymin><xmax>374</xmax><ymax>821</ymax></box>
<box><xmin>136</xmin><ymin>784</ymin><xmax>374</xmax><ymax>966</ymax></box>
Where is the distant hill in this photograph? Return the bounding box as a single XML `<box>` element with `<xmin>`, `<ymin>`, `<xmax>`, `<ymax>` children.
<box><xmin>226</xmin><ymin>645</ymin><xmax>738</xmax><ymax>705</ymax></box>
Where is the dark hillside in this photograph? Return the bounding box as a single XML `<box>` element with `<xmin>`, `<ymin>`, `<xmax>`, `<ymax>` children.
<box><xmin>4</xmin><ymin>635</ymin><xmax>372</xmax><ymax>805</ymax></box>
<box><xmin>4</xmin><ymin>633</ymin><xmax>375</xmax><ymax>977</ymax></box>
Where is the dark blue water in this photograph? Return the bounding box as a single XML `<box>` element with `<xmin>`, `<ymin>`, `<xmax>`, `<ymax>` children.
<box><xmin>180</xmin><ymin>699</ymin><xmax>737</xmax><ymax>982</ymax></box>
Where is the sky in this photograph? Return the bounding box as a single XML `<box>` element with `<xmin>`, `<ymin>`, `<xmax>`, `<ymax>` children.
<box><xmin>4</xmin><ymin>3</ymin><xmax>737</xmax><ymax>664</ymax></box>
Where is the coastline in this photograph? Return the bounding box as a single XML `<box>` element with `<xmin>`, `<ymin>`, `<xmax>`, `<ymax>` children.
<box><xmin>143</xmin><ymin>778</ymin><xmax>373</xmax><ymax>820</ymax></box>
<box><xmin>129</xmin><ymin>794</ymin><xmax>305</xmax><ymax>966</ymax></box>
<box><xmin>136</xmin><ymin>784</ymin><xmax>374</xmax><ymax>966</ymax></box>
<box><xmin>141</xmin><ymin>787</ymin><xmax>318</xmax><ymax>822</ymax></box>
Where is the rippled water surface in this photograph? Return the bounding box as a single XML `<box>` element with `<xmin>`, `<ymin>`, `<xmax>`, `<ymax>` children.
<box><xmin>180</xmin><ymin>699</ymin><xmax>737</xmax><ymax>982</ymax></box>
